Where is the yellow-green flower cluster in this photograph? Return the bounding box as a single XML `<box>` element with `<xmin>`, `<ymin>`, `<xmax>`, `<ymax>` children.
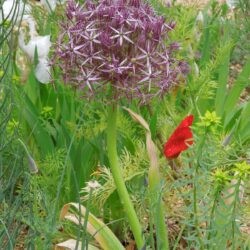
<box><xmin>234</xmin><ymin>161</ymin><xmax>250</xmax><ymax>180</ymax></box>
<box><xmin>212</xmin><ymin>168</ymin><xmax>230</xmax><ymax>187</ymax></box>
<box><xmin>198</xmin><ymin>111</ymin><xmax>221</xmax><ymax>132</ymax></box>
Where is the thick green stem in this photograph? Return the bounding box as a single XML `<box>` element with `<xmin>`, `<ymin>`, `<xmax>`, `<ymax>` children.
<box><xmin>148</xmin><ymin>156</ymin><xmax>169</xmax><ymax>250</ymax></box>
<box><xmin>106</xmin><ymin>104</ymin><xmax>144</xmax><ymax>249</ymax></box>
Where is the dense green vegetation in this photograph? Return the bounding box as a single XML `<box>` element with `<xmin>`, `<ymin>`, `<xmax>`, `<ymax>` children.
<box><xmin>0</xmin><ymin>0</ymin><xmax>249</xmax><ymax>249</ymax></box>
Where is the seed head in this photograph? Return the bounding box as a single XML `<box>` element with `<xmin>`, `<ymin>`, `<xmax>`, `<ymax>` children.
<box><xmin>53</xmin><ymin>0</ymin><xmax>188</xmax><ymax>103</ymax></box>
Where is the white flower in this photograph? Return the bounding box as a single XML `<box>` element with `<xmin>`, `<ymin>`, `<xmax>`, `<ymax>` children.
<box><xmin>18</xmin><ymin>33</ymin><xmax>51</xmax><ymax>60</ymax></box>
<box><xmin>196</xmin><ymin>11</ymin><xmax>204</xmax><ymax>25</ymax></box>
<box><xmin>2</xmin><ymin>0</ymin><xmax>53</xmax><ymax>83</ymax></box>
<box><xmin>22</xmin><ymin>15</ymin><xmax>37</xmax><ymax>38</ymax></box>
<box><xmin>35</xmin><ymin>58</ymin><xmax>51</xmax><ymax>83</ymax></box>
<box><xmin>226</xmin><ymin>0</ymin><xmax>238</xmax><ymax>9</ymax></box>
<box><xmin>0</xmin><ymin>0</ymin><xmax>28</xmax><ymax>23</ymax></box>
<box><xmin>81</xmin><ymin>180</ymin><xmax>101</xmax><ymax>194</ymax></box>
<box><xmin>87</xmin><ymin>180</ymin><xmax>101</xmax><ymax>190</ymax></box>
<box><xmin>40</xmin><ymin>0</ymin><xmax>57</xmax><ymax>12</ymax></box>
<box><xmin>18</xmin><ymin>30</ymin><xmax>52</xmax><ymax>83</ymax></box>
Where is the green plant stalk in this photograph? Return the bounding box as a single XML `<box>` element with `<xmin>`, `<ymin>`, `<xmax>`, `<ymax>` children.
<box><xmin>106</xmin><ymin>104</ymin><xmax>144</xmax><ymax>249</ymax></box>
<box><xmin>148</xmin><ymin>150</ymin><xmax>169</xmax><ymax>250</ymax></box>
<box><xmin>81</xmin><ymin>188</ymin><xmax>93</xmax><ymax>250</ymax></box>
<box><xmin>149</xmin><ymin>213</ymin><xmax>155</xmax><ymax>250</ymax></box>
<box><xmin>192</xmin><ymin>130</ymin><xmax>207</xmax><ymax>250</ymax></box>
<box><xmin>148</xmin><ymin>181</ymin><xmax>169</xmax><ymax>250</ymax></box>
<box><xmin>231</xmin><ymin>179</ymin><xmax>241</xmax><ymax>249</ymax></box>
<box><xmin>173</xmin><ymin>224</ymin><xmax>185</xmax><ymax>250</ymax></box>
<box><xmin>207</xmin><ymin>188</ymin><xmax>220</xmax><ymax>246</ymax></box>
<box><xmin>193</xmin><ymin>173</ymin><xmax>204</xmax><ymax>249</ymax></box>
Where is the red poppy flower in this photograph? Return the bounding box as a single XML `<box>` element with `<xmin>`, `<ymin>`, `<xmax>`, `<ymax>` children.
<box><xmin>164</xmin><ymin>115</ymin><xmax>194</xmax><ymax>159</ymax></box>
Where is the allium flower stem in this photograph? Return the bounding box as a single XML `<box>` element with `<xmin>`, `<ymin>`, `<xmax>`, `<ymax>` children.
<box><xmin>106</xmin><ymin>104</ymin><xmax>144</xmax><ymax>249</ymax></box>
<box><xmin>147</xmin><ymin>135</ymin><xmax>169</xmax><ymax>250</ymax></box>
<box><xmin>148</xmin><ymin>168</ymin><xmax>169</xmax><ymax>250</ymax></box>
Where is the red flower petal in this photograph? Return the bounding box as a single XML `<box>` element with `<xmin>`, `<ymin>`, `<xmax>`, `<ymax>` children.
<box><xmin>164</xmin><ymin>115</ymin><xmax>194</xmax><ymax>159</ymax></box>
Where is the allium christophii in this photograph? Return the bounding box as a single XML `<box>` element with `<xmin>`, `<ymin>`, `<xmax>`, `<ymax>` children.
<box><xmin>53</xmin><ymin>0</ymin><xmax>188</xmax><ymax>103</ymax></box>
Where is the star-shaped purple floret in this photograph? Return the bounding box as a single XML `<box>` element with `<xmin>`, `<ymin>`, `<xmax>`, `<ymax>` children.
<box><xmin>53</xmin><ymin>0</ymin><xmax>188</xmax><ymax>103</ymax></box>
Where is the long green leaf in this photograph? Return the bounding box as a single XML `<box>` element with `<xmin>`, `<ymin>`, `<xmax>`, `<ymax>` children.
<box><xmin>215</xmin><ymin>43</ymin><xmax>231</xmax><ymax>116</ymax></box>
<box><xmin>60</xmin><ymin>203</ymin><xmax>125</xmax><ymax>250</ymax></box>
<box><xmin>239</xmin><ymin>101</ymin><xmax>250</xmax><ymax>132</ymax></box>
<box><xmin>223</xmin><ymin>58</ymin><xmax>250</xmax><ymax>120</ymax></box>
<box><xmin>21</xmin><ymin>93</ymin><xmax>54</xmax><ymax>154</ymax></box>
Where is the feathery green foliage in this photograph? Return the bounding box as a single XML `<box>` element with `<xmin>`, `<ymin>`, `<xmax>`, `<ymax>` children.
<box><xmin>1</xmin><ymin>0</ymin><xmax>250</xmax><ymax>248</ymax></box>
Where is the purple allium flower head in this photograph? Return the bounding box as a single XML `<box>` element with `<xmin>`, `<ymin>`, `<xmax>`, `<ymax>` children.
<box><xmin>53</xmin><ymin>0</ymin><xmax>188</xmax><ymax>103</ymax></box>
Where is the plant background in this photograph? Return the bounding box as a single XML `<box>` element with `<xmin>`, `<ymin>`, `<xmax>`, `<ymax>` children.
<box><xmin>0</xmin><ymin>0</ymin><xmax>250</xmax><ymax>249</ymax></box>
